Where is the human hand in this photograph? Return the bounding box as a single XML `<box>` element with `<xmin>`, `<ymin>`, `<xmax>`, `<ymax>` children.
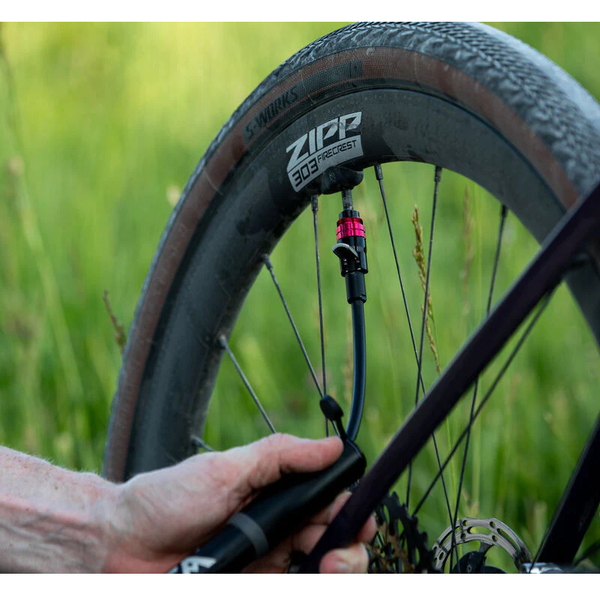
<box><xmin>104</xmin><ymin>434</ymin><xmax>376</xmax><ymax>573</ymax></box>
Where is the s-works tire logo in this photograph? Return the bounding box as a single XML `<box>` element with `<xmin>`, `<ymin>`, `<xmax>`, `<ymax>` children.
<box><xmin>286</xmin><ymin>112</ymin><xmax>363</xmax><ymax>192</ymax></box>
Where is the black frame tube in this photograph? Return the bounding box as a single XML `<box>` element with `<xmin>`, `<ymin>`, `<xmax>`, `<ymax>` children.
<box><xmin>537</xmin><ymin>412</ymin><xmax>600</xmax><ymax>565</ymax></box>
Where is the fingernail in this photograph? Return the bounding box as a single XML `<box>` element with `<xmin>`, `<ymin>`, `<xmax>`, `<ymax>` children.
<box><xmin>334</xmin><ymin>559</ymin><xmax>351</xmax><ymax>573</ymax></box>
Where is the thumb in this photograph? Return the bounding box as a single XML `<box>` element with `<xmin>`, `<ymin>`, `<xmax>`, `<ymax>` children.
<box><xmin>226</xmin><ymin>433</ymin><xmax>344</xmax><ymax>496</ymax></box>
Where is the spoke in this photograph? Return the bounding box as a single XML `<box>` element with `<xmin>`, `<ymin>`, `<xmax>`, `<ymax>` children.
<box><xmin>219</xmin><ymin>334</ymin><xmax>276</xmax><ymax>434</ymax></box>
<box><xmin>312</xmin><ymin>196</ymin><xmax>328</xmax><ymax>435</ymax></box>
<box><xmin>312</xmin><ymin>196</ymin><xmax>327</xmax><ymax>395</ymax></box>
<box><xmin>191</xmin><ymin>436</ymin><xmax>215</xmax><ymax>452</ymax></box>
<box><xmin>450</xmin><ymin>203</ymin><xmax>508</xmax><ymax>572</ymax></box>
<box><xmin>375</xmin><ymin>164</ymin><xmax>454</xmax><ymax>539</ymax></box>
<box><xmin>412</xmin><ymin>291</ymin><xmax>553</xmax><ymax>517</ymax></box>
<box><xmin>262</xmin><ymin>254</ymin><xmax>323</xmax><ymax>397</ymax></box>
<box><xmin>375</xmin><ymin>164</ymin><xmax>425</xmax><ymax>390</ymax></box>
<box><xmin>406</xmin><ymin>166</ymin><xmax>442</xmax><ymax>508</ymax></box>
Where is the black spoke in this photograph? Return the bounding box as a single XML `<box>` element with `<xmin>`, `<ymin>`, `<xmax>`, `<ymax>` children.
<box><xmin>406</xmin><ymin>166</ymin><xmax>442</xmax><ymax>509</ymax></box>
<box><xmin>413</xmin><ymin>291</ymin><xmax>553</xmax><ymax>517</ymax></box>
<box><xmin>262</xmin><ymin>254</ymin><xmax>323</xmax><ymax>397</ymax></box>
<box><xmin>191</xmin><ymin>436</ymin><xmax>215</xmax><ymax>452</ymax></box>
<box><xmin>312</xmin><ymin>196</ymin><xmax>327</xmax><ymax>396</ymax></box>
<box><xmin>375</xmin><ymin>165</ymin><xmax>454</xmax><ymax>538</ymax></box>
<box><xmin>219</xmin><ymin>334</ymin><xmax>276</xmax><ymax>434</ymax></box>
<box><xmin>450</xmin><ymin>203</ymin><xmax>508</xmax><ymax>572</ymax></box>
<box><xmin>312</xmin><ymin>196</ymin><xmax>329</xmax><ymax>435</ymax></box>
<box><xmin>375</xmin><ymin>164</ymin><xmax>424</xmax><ymax>390</ymax></box>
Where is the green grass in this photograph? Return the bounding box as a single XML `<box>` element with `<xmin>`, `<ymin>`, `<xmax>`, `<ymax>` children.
<box><xmin>1</xmin><ymin>22</ymin><xmax>600</xmax><ymax>569</ymax></box>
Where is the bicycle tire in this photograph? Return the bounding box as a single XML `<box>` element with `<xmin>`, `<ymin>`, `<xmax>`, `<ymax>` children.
<box><xmin>103</xmin><ymin>22</ymin><xmax>600</xmax><ymax>486</ymax></box>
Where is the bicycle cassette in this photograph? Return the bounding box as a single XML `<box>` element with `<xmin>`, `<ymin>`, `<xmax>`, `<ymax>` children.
<box><xmin>367</xmin><ymin>491</ymin><xmax>438</xmax><ymax>573</ymax></box>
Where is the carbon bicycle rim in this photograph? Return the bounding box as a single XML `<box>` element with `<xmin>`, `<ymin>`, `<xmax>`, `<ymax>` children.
<box><xmin>103</xmin><ymin>22</ymin><xmax>600</xmax><ymax>571</ymax></box>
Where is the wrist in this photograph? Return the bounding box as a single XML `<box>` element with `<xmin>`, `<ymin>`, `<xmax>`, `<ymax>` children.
<box><xmin>100</xmin><ymin>475</ymin><xmax>180</xmax><ymax>574</ymax></box>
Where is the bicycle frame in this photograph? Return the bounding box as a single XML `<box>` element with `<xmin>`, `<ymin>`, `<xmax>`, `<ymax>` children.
<box><xmin>300</xmin><ymin>180</ymin><xmax>600</xmax><ymax>572</ymax></box>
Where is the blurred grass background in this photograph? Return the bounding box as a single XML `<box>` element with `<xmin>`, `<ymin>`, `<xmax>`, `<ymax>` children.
<box><xmin>1</xmin><ymin>22</ymin><xmax>599</xmax><ymax>567</ymax></box>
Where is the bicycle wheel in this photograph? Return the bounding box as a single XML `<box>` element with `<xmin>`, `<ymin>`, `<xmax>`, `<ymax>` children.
<box><xmin>103</xmin><ymin>22</ymin><xmax>600</xmax><ymax>569</ymax></box>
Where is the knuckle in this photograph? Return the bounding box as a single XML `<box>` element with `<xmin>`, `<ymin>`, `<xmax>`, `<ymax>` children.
<box><xmin>265</xmin><ymin>432</ymin><xmax>293</xmax><ymax>449</ymax></box>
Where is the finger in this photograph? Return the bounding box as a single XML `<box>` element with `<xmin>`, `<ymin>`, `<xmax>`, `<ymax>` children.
<box><xmin>247</xmin><ymin>512</ymin><xmax>373</xmax><ymax>574</ymax></box>
<box><xmin>292</xmin><ymin>517</ymin><xmax>375</xmax><ymax>560</ymax></box>
<box><xmin>292</xmin><ymin>523</ymin><xmax>327</xmax><ymax>555</ymax></box>
<box><xmin>309</xmin><ymin>491</ymin><xmax>377</xmax><ymax>543</ymax></box>
<box><xmin>308</xmin><ymin>491</ymin><xmax>352</xmax><ymax>525</ymax></box>
<box><xmin>242</xmin><ymin>547</ymin><xmax>291</xmax><ymax>574</ymax></box>
<box><xmin>357</xmin><ymin>513</ymin><xmax>378</xmax><ymax>543</ymax></box>
<box><xmin>320</xmin><ymin>545</ymin><xmax>369</xmax><ymax>574</ymax></box>
<box><xmin>225</xmin><ymin>433</ymin><xmax>344</xmax><ymax>495</ymax></box>
<box><xmin>243</xmin><ymin>525</ymin><xmax>327</xmax><ymax>574</ymax></box>
<box><xmin>248</xmin><ymin>525</ymin><xmax>370</xmax><ymax>574</ymax></box>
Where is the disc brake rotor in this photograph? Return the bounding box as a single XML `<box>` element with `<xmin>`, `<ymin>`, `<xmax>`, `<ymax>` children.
<box><xmin>432</xmin><ymin>517</ymin><xmax>533</xmax><ymax>572</ymax></box>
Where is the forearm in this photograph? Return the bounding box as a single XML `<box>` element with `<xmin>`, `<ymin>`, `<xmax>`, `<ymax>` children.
<box><xmin>0</xmin><ymin>446</ymin><xmax>117</xmax><ymax>573</ymax></box>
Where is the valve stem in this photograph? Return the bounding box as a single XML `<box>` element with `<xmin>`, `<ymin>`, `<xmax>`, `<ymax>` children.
<box><xmin>342</xmin><ymin>189</ymin><xmax>354</xmax><ymax>211</ymax></box>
